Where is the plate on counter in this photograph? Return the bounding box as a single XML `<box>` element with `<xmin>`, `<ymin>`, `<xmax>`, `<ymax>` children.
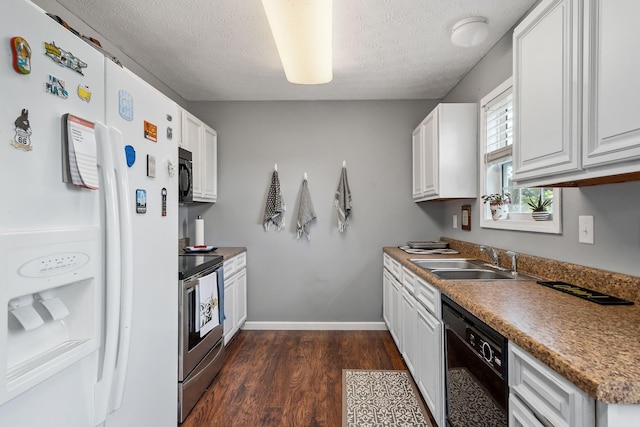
<box><xmin>399</xmin><ymin>246</ymin><xmax>459</xmax><ymax>255</ymax></box>
<box><xmin>407</xmin><ymin>240</ymin><xmax>449</xmax><ymax>249</ymax></box>
<box><xmin>183</xmin><ymin>246</ymin><xmax>218</xmax><ymax>253</ymax></box>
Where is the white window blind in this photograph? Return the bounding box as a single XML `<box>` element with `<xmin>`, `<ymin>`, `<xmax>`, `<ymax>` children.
<box><xmin>485</xmin><ymin>88</ymin><xmax>513</xmax><ymax>163</ymax></box>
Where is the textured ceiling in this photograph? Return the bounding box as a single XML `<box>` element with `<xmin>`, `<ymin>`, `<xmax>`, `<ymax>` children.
<box><xmin>43</xmin><ymin>0</ymin><xmax>536</xmax><ymax>101</ymax></box>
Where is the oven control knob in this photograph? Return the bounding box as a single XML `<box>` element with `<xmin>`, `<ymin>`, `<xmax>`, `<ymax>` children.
<box><xmin>481</xmin><ymin>341</ymin><xmax>493</xmax><ymax>363</ymax></box>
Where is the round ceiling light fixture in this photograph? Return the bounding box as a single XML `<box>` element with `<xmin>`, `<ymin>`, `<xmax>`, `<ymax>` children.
<box><xmin>451</xmin><ymin>16</ymin><xmax>489</xmax><ymax>48</ymax></box>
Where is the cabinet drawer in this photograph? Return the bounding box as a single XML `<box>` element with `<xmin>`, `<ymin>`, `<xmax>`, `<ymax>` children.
<box><xmin>416</xmin><ymin>277</ymin><xmax>440</xmax><ymax>317</ymax></box>
<box><xmin>509</xmin><ymin>343</ymin><xmax>594</xmax><ymax>427</ymax></box>
<box><xmin>401</xmin><ymin>267</ymin><xmax>418</xmax><ymax>296</ymax></box>
<box><xmin>223</xmin><ymin>252</ymin><xmax>247</xmax><ymax>279</ymax></box>
<box><xmin>509</xmin><ymin>395</ymin><xmax>545</xmax><ymax>427</ymax></box>
<box><xmin>384</xmin><ymin>255</ymin><xmax>401</xmax><ymax>280</ymax></box>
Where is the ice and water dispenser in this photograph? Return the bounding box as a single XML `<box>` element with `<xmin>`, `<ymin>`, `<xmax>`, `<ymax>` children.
<box><xmin>0</xmin><ymin>227</ymin><xmax>100</xmax><ymax>404</ymax></box>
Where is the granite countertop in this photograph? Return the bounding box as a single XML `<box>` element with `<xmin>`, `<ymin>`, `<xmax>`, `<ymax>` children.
<box><xmin>383</xmin><ymin>245</ymin><xmax>640</xmax><ymax>405</ymax></box>
<box><xmin>180</xmin><ymin>246</ymin><xmax>246</xmax><ymax>260</ymax></box>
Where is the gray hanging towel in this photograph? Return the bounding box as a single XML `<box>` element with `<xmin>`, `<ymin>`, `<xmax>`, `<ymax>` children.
<box><xmin>263</xmin><ymin>170</ymin><xmax>286</xmax><ymax>231</ymax></box>
<box><xmin>334</xmin><ymin>166</ymin><xmax>352</xmax><ymax>232</ymax></box>
<box><xmin>296</xmin><ymin>178</ymin><xmax>317</xmax><ymax>240</ymax></box>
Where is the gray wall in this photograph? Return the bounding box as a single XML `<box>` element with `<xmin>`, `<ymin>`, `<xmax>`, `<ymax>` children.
<box><xmin>439</xmin><ymin>32</ymin><xmax>640</xmax><ymax>277</ymax></box>
<box><xmin>185</xmin><ymin>100</ymin><xmax>442</xmax><ymax>322</ymax></box>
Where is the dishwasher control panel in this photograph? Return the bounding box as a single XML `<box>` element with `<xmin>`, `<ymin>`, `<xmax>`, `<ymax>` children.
<box><xmin>466</xmin><ymin>326</ymin><xmax>504</xmax><ymax>372</ymax></box>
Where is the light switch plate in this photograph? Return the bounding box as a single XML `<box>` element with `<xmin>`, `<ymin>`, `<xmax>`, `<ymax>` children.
<box><xmin>578</xmin><ymin>215</ymin><xmax>594</xmax><ymax>244</ymax></box>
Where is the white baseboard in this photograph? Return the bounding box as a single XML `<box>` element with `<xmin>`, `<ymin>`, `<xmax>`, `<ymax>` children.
<box><xmin>242</xmin><ymin>321</ymin><xmax>388</xmax><ymax>331</ymax></box>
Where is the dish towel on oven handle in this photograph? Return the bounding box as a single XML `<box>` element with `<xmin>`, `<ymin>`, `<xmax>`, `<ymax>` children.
<box><xmin>263</xmin><ymin>170</ymin><xmax>286</xmax><ymax>231</ymax></box>
<box><xmin>197</xmin><ymin>271</ymin><xmax>219</xmax><ymax>337</ymax></box>
<box><xmin>296</xmin><ymin>177</ymin><xmax>316</xmax><ymax>240</ymax></box>
<box><xmin>334</xmin><ymin>166</ymin><xmax>352</xmax><ymax>233</ymax></box>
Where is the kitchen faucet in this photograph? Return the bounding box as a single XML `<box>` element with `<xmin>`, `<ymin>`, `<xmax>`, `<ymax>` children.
<box><xmin>506</xmin><ymin>251</ymin><xmax>519</xmax><ymax>276</ymax></box>
<box><xmin>479</xmin><ymin>245</ymin><xmax>500</xmax><ymax>267</ymax></box>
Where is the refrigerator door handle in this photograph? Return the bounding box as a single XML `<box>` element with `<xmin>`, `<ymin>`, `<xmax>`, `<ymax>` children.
<box><xmin>93</xmin><ymin>122</ymin><xmax>122</xmax><ymax>425</ymax></box>
<box><xmin>108</xmin><ymin>126</ymin><xmax>134</xmax><ymax>413</ymax></box>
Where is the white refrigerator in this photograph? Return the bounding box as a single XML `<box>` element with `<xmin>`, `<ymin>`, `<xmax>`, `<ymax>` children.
<box><xmin>0</xmin><ymin>1</ymin><xmax>179</xmax><ymax>426</ymax></box>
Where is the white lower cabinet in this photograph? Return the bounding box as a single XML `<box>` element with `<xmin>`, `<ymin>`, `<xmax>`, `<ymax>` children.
<box><xmin>223</xmin><ymin>252</ymin><xmax>247</xmax><ymax>345</ymax></box>
<box><xmin>383</xmin><ymin>256</ymin><xmax>444</xmax><ymax>426</ymax></box>
<box><xmin>383</xmin><ymin>254</ymin><xmax>402</xmax><ymax>349</ymax></box>
<box><xmin>509</xmin><ymin>342</ymin><xmax>595</xmax><ymax>427</ymax></box>
<box><xmin>401</xmin><ymin>287</ymin><xmax>417</xmax><ymax>376</ymax></box>
<box><xmin>416</xmin><ymin>302</ymin><xmax>444</xmax><ymax>427</ymax></box>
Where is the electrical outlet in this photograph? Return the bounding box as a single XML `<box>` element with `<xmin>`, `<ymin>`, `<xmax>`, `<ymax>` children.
<box><xmin>452</xmin><ymin>214</ymin><xmax>458</xmax><ymax>229</ymax></box>
<box><xmin>578</xmin><ymin>215</ymin><xmax>594</xmax><ymax>244</ymax></box>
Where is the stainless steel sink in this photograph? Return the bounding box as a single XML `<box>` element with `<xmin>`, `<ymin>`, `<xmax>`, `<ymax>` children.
<box><xmin>429</xmin><ymin>269</ymin><xmax>516</xmax><ymax>280</ymax></box>
<box><xmin>410</xmin><ymin>258</ymin><xmax>538</xmax><ymax>281</ymax></box>
<box><xmin>411</xmin><ymin>258</ymin><xmax>484</xmax><ymax>270</ymax></box>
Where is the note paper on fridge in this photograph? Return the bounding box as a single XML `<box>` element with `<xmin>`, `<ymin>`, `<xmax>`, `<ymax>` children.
<box><xmin>64</xmin><ymin>114</ymin><xmax>99</xmax><ymax>190</ymax></box>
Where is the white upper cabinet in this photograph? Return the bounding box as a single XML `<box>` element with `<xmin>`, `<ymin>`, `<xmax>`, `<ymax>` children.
<box><xmin>513</xmin><ymin>0</ymin><xmax>581</xmax><ymax>181</ymax></box>
<box><xmin>513</xmin><ymin>0</ymin><xmax>640</xmax><ymax>187</ymax></box>
<box><xmin>412</xmin><ymin>103</ymin><xmax>477</xmax><ymax>201</ymax></box>
<box><xmin>582</xmin><ymin>0</ymin><xmax>640</xmax><ymax>168</ymax></box>
<box><xmin>202</xmin><ymin>125</ymin><xmax>218</xmax><ymax>202</ymax></box>
<box><xmin>181</xmin><ymin>109</ymin><xmax>218</xmax><ymax>202</ymax></box>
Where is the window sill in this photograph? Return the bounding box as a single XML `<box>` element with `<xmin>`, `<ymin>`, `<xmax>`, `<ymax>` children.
<box><xmin>480</xmin><ymin>212</ymin><xmax>561</xmax><ymax>234</ymax></box>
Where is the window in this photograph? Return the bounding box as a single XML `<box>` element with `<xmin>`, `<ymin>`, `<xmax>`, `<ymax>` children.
<box><xmin>480</xmin><ymin>78</ymin><xmax>561</xmax><ymax>233</ymax></box>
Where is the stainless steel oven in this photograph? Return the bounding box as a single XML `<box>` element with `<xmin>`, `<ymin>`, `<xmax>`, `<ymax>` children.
<box><xmin>178</xmin><ymin>255</ymin><xmax>225</xmax><ymax>423</ymax></box>
<box><xmin>442</xmin><ymin>295</ymin><xmax>508</xmax><ymax>427</ymax></box>
<box><xmin>178</xmin><ymin>147</ymin><xmax>193</xmax><ymax>204</ymax></box>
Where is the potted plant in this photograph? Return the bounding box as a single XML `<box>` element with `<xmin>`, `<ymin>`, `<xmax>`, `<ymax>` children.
<box><xmin>527</xmin><ymin>194</ymin><xmax>552</xmax><ymax>221</ymax></box>
<box><xmin>481</xmin><ymin>193</ymin><xmax>511</xmax><ymax>221</ymax></box>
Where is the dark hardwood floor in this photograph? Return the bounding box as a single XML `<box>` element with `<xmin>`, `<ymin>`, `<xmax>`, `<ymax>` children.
<box><xmin>180</xmin><ymin>330</ymin><xmax>432</xmax><ymax>427</ymax></box>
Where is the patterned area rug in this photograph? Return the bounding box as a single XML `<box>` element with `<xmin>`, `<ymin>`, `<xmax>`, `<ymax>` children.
<box><xmin>343</xmin><ymin>369</ymin><xmax>432</xmax><ymax>427</ymax></box>
<box><xmin>447</xmin><ymin>367</ymin><xmax>507</xmax><ymax>427</ymax></box>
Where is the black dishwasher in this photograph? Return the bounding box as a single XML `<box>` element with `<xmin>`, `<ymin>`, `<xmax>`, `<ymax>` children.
<box><xmin>442</xmin><ymin>295</ymin><xmax>508</xmax><ymax>427</ymax></box>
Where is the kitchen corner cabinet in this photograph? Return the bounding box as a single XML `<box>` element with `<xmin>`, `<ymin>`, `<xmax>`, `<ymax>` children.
<box><xmin>181</xmin><ymin>110</ymin><xmax>218</xmax><ymax>202</ymax></box>
<box><xmin>412</xmin><ymin>103</ymin><xmax>477</xmax><ymax>202</ymax></box>
<box><xmin>513</xmin><ymin>0</ymin><xmax>640</xmax><ymax>187</ymax></box>
<box><xmin>223</xmin><ymin>252</ymin><xmax>247</xmax><ymax>345</ymax></box>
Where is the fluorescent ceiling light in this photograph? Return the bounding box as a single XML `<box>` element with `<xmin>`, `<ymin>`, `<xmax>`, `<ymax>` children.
<box><xmin>451</xmin><ymin>17</ymin><xmax>489</xmax><ymax>48</ymax></box>
<box><xmin>262</xmin><ymin>0</ymin><xmax>333</xmax><ymax>85</ymax></box>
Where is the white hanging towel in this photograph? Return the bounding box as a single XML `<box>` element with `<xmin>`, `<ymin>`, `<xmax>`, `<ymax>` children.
<box><xmin>197</xmin><ymin>272</ymin><xmax>219</xmax><ymax>337</ymax></box>
<box><xmin>296</xmin><ymin>177</ymin><xmax>317</xmax><ymax>240</ymax></box>
<box><xmin>334</xmin><ymin>166</ymin><xmax>352</xmax><ymax>232</ymax></box>
<box><xmin>263</xmin><ymin>170</ymin><xmax>286</xmax><ymax>231</ymax></box>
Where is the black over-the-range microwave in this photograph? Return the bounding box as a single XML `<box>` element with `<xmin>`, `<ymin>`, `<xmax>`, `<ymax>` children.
<box><xmin>178</xmin><ymin>147</ymin><xmax>193</xmax><ymax>204</ymax></box>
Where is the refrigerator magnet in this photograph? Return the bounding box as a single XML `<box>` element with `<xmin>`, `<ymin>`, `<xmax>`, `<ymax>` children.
<box><xmin>125</xmin><ymin>145</ymin><xmax>136</xmax><ymax>167</ymax></box>
<box><xmin>10</xmin><ymin>36</ymin><xmax>31</xmax><ymax>74</ymax></box>
<box><xmin>147</xmin><ymin>154</ymin><xmax>156</xmax><ymax>178</ymax></box>
<box><xmin>167</xmin><ymin>126</ymin><xmax>173</xmax><ymax>140</ymax></box>
<box><xmin>77</xmin><ymin>84</ymin><xmax>91</xmax><ymax>102</ymax></box>
<box><xmin>118</xmin><ymin>90</ymin><xmax>134</xmax><ymax>121</ymax></box>
<box><xmin>161</xmin><ymin>188</ymin><xmax>167</xmax><ymax>217</ymax></box>
<box><xmin>10</xmin><ymin>109</ymin><xmax>33</xmax><ymax>151</ymax></box>
<box><xmin>144</xmin><ymin>121</ymin><xmax>157</xmax><ymax>142</ymax></box>
<box><xmin>45</xmin><ymin>75</ymin><xmax>69</xmax><ymax>99</ymax></box>
<box><xmin>136</xmin><ymin>189</ymin><xmax>147</xmax><ymax>214</ymax></box>
<box><xmin>44</xmin><ymin>41</ymin><xmax>87</xmax><ymax>75</ymax></box>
